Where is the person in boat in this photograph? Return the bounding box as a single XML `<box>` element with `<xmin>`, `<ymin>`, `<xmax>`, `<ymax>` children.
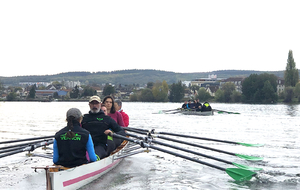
<box><xmin>101</xmin><ymin>104</ymin><xmax>117</xmax><ymax>154</ymax></box>
<box><xmin>201</xmin><ymin>102</ymin><xmax>212</xmax><ymax>111</ymax></box>
<box><xmin>182</xmin><ymin>101</ymin><xmax>188</xmax><ymax>109</ymax></box>
<box><xmin>101</xmin><ymin>105</ymin><xmax>108</xmax><ymax>115</ymax></box>
<box><xmin>187</xmin><ymin>100</ymin><xmax>194</xmax><ymax>109</ymax></box>
<box><xmin>115</xmin><ymin>99</ymin><xmax>129</xmax><ymax>127</ymax></box>
<box><xmin>82</xmin><ymin>96</ymin><xmax>125</xmax><ymax>159</ymax></box>
<box><xmin>102</xmin><ymin>96</ymin><xmax>127</xmax><ymax>155</ymax></box>
<box><xmin>53</xmin><ymin>108</ymin><xmax>98</xmax><ymax>167</ymax></box>
<box><xmin>102</xmin><ymin>95</ymin><xmax>125</xmax><ymax>127</ymax></box>
<box><xmin>194</xmin><ymin>99</ymin><xmax>202</xmax><ymax>111</ymax></box>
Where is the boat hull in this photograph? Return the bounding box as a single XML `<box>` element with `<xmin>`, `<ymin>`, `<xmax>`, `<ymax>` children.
<box><xmin>50</xmin><ymin>156</ymin><xmax>122</xmax><ymax>190</ymax></box>
<box><xmin>39</xmin><ymin>141</ymin><xmax>128</xmax><ymax>190</ymax></box>
<box><xmin>180</xmin><ymin>110</ymin><xmax>214</xmax><ymax>116</ymax></box>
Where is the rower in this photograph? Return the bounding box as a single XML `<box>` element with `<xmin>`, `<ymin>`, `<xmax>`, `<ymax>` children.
<box><xmin>53</xmin><ymin>108</ymin><xmax>98</xmax><ymax>167</ymax></box>
<box><xmin>82</xmin><ymin>96</ymin><xmax>125</xmax><ymax>159</ymax></box>
<box><xmin>201</xmin><ymin>102</ymin><xmax>212</xmax><ymax>111</ymax></box>
<box><xmin>182</xmin><ymin>101</ymin><xmax>188</xmax><ymax>109</ymax></box>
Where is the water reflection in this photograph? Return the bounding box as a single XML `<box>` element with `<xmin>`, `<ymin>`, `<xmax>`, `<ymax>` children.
<box><xmin>285</xmin><ymin>104</ymin><xmax>299</xmax><ymax>117</ymax></box>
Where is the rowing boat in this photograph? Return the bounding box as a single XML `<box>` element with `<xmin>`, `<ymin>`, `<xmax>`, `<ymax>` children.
<box><xmin>34</xmin><ymin>140</ymin><xmax>129</xmax><ymax>190</ymax></box>
<box><xmin>180</xmin><ymin>110</ymin><xmax>214</xmax><ymax>116</ymax></box>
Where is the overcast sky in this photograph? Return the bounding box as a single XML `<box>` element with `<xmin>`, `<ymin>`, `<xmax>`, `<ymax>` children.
<box><xmin>1</xmin><ymin>1</ymin><xmax>299</xmax><ymax>77</ymax></box>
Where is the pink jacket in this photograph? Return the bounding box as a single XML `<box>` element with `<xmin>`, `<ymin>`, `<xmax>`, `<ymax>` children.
<box><xmin>120</xmin><ymin>110</ymin><xmax>129</xmax><ymax>127</ymax></box>
<box><xmin>108</xmin><ymin>111</ymin><xmax>125</xmax><ymax>127</ymax></box>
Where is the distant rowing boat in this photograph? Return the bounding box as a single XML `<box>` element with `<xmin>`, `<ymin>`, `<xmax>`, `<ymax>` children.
<box><xmin>34</xmin><ymin>141</ymin><xmax>129</xmax><ymax>190</ymax></box>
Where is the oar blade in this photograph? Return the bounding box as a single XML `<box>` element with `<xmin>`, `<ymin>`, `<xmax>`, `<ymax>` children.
<box><xmin>236</xmin><ymin>154</ymin><xmax>263</xmax><ymax>161</ymax></box>
<box><xmin>237</xmin><ymin>142</ymin><xmax>264</xmax><ymax>147</ymax></box>
<box><xmin>225</xmin><ymin>168</ymin><xmax>256</xmax><ymax>181</ymax></box>
<box><xmin>232</xmin><ymin>162</ymin><xmax>263</xmax><ymax>171</ymax></box>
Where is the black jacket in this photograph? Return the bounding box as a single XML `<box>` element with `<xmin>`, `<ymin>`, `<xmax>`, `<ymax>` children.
<box><xmin>82</xmin><ymin>110</ymin><xmax>123</xmax><ymax>148</ymax></box>
<box><xmin>54</xmin><ymin>121</ymin><xmax>90</xmax><ymax>167</ymax></box>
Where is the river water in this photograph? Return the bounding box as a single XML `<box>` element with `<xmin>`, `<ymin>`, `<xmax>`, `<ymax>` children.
<box><xmin>0</xmin><ymin>102</ymin><xmax>299</xmax><ymax>190</ymax></box>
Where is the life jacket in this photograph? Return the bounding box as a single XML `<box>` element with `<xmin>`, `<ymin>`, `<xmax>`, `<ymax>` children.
<box><xmin>202</xmin><ymin>102</ymin><xmax>212</xmax><ymax>111</ymax></box>
<box><xmin>54</xmin><ymin>122</ymin><xmax>90</xmax><ymax>167</ymax></box>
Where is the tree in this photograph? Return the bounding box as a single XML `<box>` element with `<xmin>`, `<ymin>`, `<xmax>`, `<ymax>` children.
<box><xmin>53</xmin><ymin>92</ymin><xmax>59</xmax><ymax>99</ymax></box>
<box><xmin>261</xmin><ymin>80</ymin><xmax>277</xmax><ymax>103</ymax></box>
<box><xmin>129</xmin><ymin>92</ymin><xmax>138</xmax><ymax>101</ymax></box>
<box><xmin>0</xmin><ymin>81</ymin><xmax>4</xmax><ymax>91</ymax></box>
<box><xmin>294</xmin><ymin>83</ymin><xmax>300</xmax><ymax>101</ymax></box>
<box><xmin>82</xmin><ymin>86</ymin><xmax>96</xmax><ymax>97</ymax></box>
<box><xmin>215</xmin><ymin>89</ymin><xmax>225</xmax><ymax>102</ymax></box>
<box><xmin>284</xmin><ymin>50</ymin><xmax>299</xmax><ymax>87</ymax></box>
<box><xmin>147</xmin><ymin>82</ymin><xmax>154</xmax><ymax>89</ymax></box>
<box><xmin>152</xmin><ymin>81</ymin><xmax>169</xmax><ymax>102</ymax></box>
<box><xmin>222</xmin><ymin>82</ymin><xmax>236</xmax><ymax>102</ymax></box>
<box><xmin>169</xmin><ymin>81</ymin><xmax>185</xmax><ymax>102</ymax></box>
<box><xmin>230</xmin><ymin>91</ymin><xmax>242</xmax><ymax>102</ymax></box>
<box><xmin>6</xmin><ymin>92</ymin><xmax>17</xmax><ymax>101</ymax></box>
<box><xmin>27</xmin><ymin>84</ymin><xmax>36</xmax><ymax>99</ymax></box>
<box><xmin>102</xmin><ymin>84</ymin><xmax>115</xmax><ymax>96</ymax></box>
<box><xmin>138</xmin><ymin>88</ymin><xmax>154</xmax><ymax>102</ymax></box>
<box><xmin>196</xmin><ymin>87</ymin><xmax>211</xmax><ymax>101</ymax></box>
<box><xmin>284</xmin><ymin>86</ymin><xmax>294</xmax><ymax>102</ymax></box>
<box><xmin>242</xmin><ymin>73</ymin><xmax>278</xmax><ymax>103</ymax></box>
<box><xmin>190</xmin><ymin>85</ymin><xmax>200</xmax><ymax>95</ymax></box>
<box><xmin>70</xmin><ymin>85</ymin><xmax>80</xmax><ymax>98</ymax></box>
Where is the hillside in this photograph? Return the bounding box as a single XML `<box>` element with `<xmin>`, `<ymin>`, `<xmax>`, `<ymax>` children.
<box><xmin>0</xmin><ymin>69</ymin><xmax>285</xmax><ymax>86</ymax></box>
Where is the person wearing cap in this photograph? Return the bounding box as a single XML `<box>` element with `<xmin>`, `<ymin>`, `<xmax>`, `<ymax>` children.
<box><xmin>53</xmin><ymin>108</ymin><xmax>98</xmax><ymax>167</ymax></box>
<box><xmin>82</xmin><ymin>95</ymin><xmax>124</xmax><ymax>159</ymax></box>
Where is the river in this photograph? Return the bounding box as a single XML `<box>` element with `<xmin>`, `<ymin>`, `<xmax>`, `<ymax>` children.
<box><xmin>0</xmin><ymin>102</ymin><xmax>299</xmax><ymax>190</ymax></box>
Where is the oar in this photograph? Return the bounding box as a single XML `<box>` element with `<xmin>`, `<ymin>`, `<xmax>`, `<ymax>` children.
<box><xmin>0</xmin><ymin>140</ymin><xmax>54</xmax><ymax>158</ymax></box>
<box><xmin>0</xmin><ymin>139</ymin><xmax>54</xmax><ymax>150</ymax></box>
<box><xmin>168</xmin><ymin>109</ymin><xmax>196</xmax><ymax>114</ymax></box>
<box><xmin>122</xmin><ymin>128</ymin><xmax>263</xmax><ymax>161</ymax></box>
<box><xmin>124</xmin><ymin>127</ymin><xmax>264</xmax><ymax>147</ymax></box>
<box><xmin>152</xmin><ymin>135</ymin><xmax>263</xmax><ymax>161</ymax></box>
<box><xmin>111</xmin><ymin>133</ymin><xmax>257</xmax><ymax>181</ymax></box>
<box><xmin>160</xmin><ymin>108</ymin><xmax>181</xmax><ymax>113</ymax></box>
<box><xmin>126</xmin><ymin>132</ymin><xmax>262</xmax><ymax>171</ymax></box>
<box><xmin>213</xmin><ymin>109</ymin><xmax>240</xmax><ymax>114</ymax></box>
<box><xmin>0</xmin><ymin>135</ymin><xmax>54</xmax><ymax>145</ymax></box>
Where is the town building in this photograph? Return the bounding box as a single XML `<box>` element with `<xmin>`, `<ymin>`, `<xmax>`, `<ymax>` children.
<box><xmin>220</xmin><ymin>77</ymin><xmax>245</xmax><ymax>93</ymax></box>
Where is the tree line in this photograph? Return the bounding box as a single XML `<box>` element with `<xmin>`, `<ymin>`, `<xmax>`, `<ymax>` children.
<box><xmin>129</xmin><ymin>50</ymin><xmax>299</xmax><ymax>104</ymax></box>
<box><xmin>1</xmin><ymin>50</ymin><xmax>299</xmax><ymax>104</ymax></box>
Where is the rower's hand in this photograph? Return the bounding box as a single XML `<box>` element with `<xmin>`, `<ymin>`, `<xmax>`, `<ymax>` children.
<box><xmin>104</xmin><ymin>130</ymin><xmax>112</xmax><ymax>136</ymax></box>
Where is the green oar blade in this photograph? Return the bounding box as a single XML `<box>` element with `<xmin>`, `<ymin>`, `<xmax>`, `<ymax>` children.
<box><xmin>236</xmin><ymin>154</ymin><xmax>263</xmax><ymax>161</ymax></box>
<box><xmin>226</xmin><ymin>168</ymin><xmax>256</xmax><ymax>181</ymax></box>
<box><xmin>237</xmin><ymin>142</ymin><xmax>264</xmax><ymax>147</ymax></box>
<box><xmin>232</xmin><ymin>162</ymin><xmax>263</xmax><ymax>171</ymax></box>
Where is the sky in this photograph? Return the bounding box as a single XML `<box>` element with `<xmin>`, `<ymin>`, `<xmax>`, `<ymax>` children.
<box><xmin>1</xmin><ymin>1</ymin><xmax>300</xmax><ymax>77</ymax></box>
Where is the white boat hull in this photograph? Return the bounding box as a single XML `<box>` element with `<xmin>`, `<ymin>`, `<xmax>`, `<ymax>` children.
<box><xmin>50</xmin><ymin>156</ymin><xmax>122</xmax><ymax>190</ymax></box>
<box><xmin>34</xmin><ymin>141</ymin><xmax>128</xmax><ymax>190</ymax></box>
